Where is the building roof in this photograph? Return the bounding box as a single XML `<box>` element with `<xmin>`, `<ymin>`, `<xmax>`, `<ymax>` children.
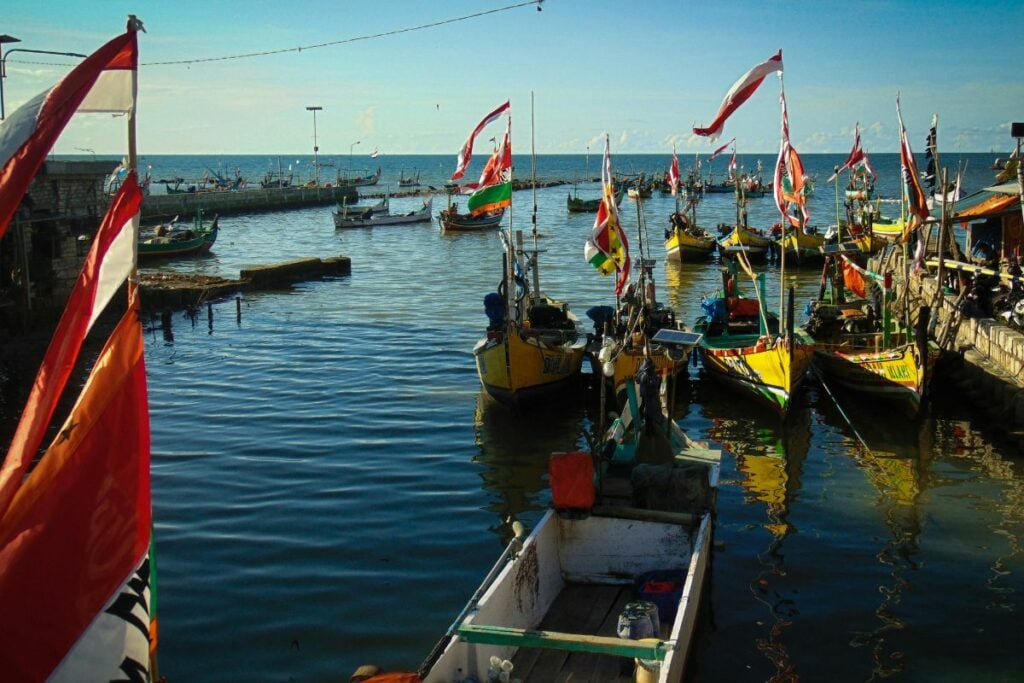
<box><xmin>954</xmin><ymin>182</ymin><xmax>1020</xmax><ymax>221</ymax></box>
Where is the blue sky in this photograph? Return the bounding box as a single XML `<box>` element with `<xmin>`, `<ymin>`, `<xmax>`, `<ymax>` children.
<box><xmin>3</xmin><ymin>0</ymin><xmax>1022</xmax><ymax>156</ymax></box>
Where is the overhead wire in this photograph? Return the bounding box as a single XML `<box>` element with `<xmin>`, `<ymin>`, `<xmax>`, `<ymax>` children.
<box><xmin>5</xmin><ymin>1</ymin><xmax>543</xmax><ymax>69</ymax></box>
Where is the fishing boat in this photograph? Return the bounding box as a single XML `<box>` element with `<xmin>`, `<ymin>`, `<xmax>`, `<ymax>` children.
<box><xmin>717</xmin><ymin>224</ymin><xmax>773</xmax><ymax>261</ymax></box>
<box><xmin>664</xmin><ymin>190</ymin><xmax>716</xmax><ymax>262</ymax></box>
<box><xmin>398</xmin><ymin>169</ymin><xmax>421</xmax><ymax>187</ymax></box>
<box><xmin>413</xmin><ymin>364</ymin><xmax>721</xmax><ymax>683</ymax></box>
<box><xmin>778</xmin><ymin>225</ymin><xmax>826</xmax><ymax>264</ymax></box>
<box><xmin>138</xmin><ymin>213</ymin><xmax>218</xmax><ymax>259</ymax></box>
<box><xmin>471</xmin><ymin>102</ymin><xmax>587</xmax><ymax>408</ymax></box>
<box><xmin>335</xmin><ymin>167</ymin><xmax>381</xmax><ymax>188</ymax></box>
<box><xmin>333</xmin><ymin>197</ymin><xmax>432</xmax><ymax>228</ymax></box>
<box><xmin>588</xmin><ymin>260</ymin><xmax>700</xmax><ymax>406</ymax></box>
<box><xmin>438</xmin><ymin>205</ymin><xmax>504</xmax><ymax>231</ymax></box>
<box><xmin>334</xmin><ymin>196</ymin><xmax>390</xmax><ymax>218</ymax></box>
<box><xmin>694</xmin><ymin>264</ymin><xmax>814</xmax><ymax>417</ymax></box>
<box><xmin>568</xmin><ymin>186</ymin><xmax>623</xmax><ymax>213</ymax></box>
<box><xmin>803</xmin><ymin>245</ymin><xmax>940</xmax><ymax>416</ymax></box>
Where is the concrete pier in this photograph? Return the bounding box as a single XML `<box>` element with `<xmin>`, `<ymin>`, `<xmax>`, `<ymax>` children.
<box><xmin>139</xmin><ymin>255</ymin><xmax>351</xmax><ymax>310</ymax></box>
<box><xmin>888</xmin><ymin>251</ymin><xmax>1024</xmax><ymax>446</ymax></box>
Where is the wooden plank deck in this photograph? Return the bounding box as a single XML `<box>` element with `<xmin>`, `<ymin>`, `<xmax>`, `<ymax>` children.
<box><xmin>510</xmin><ymin>582</ymin><xmax>646</xmax><ymax>682</ymax></box>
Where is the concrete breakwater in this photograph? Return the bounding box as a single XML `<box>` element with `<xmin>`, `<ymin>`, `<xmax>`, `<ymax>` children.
<box><xmin>141</xmin><ymin>178</ymin><xmax>574</xmax><ymax>220</ymax></box>
<box><xmin>141</xmin><ymin>185</ymin><xmax>359</xmax><ymax>220</ymax></box>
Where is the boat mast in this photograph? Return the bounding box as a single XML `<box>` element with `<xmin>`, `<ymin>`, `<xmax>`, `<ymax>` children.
<box><xmin>529</xmin><ymin>92</ymin><xmax>541</xmax><ymax>304</ymax></box>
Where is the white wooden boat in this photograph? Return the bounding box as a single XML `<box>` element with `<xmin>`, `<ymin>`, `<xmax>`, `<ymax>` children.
<box><xmin>417</xmin><ymin>375</ymin><xmax>720</xmax><ymax>683</ymax></box>
<box><xmin>333</xmin><ymin>197</ymin><xmax>432</xmax><ymax>228</ymax></box>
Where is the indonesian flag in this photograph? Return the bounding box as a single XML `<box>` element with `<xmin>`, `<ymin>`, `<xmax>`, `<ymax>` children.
<box><xmin>707</xmin><ymin>137</ymin><xmax>735</xmax><ymax>163</ymax></box>
<box><xmin>0</xmin><ymin>174</ymin><xmax>142</xmax><ymax>519</ymax></box>
<box><xmin>694</xmin><ymin>50</ymin><xmax>783</xmax><ymax>141</ymax></box>
<box><xmin>827</xmin><ymin>123</ymin><xmax>868</xmax><ymax>183</ymax></box>
<box><xmin>370</xmin><ymin>149</ymin><xmax>379</xmax><ymax>159</ymax></box>
<box><xmin>0</xmin><ymin>303</ymin><xmax>152</xmax><ymax>681</ymax></box>
<box><xmin>669</xmin><ymin>145</ymin><xmax>680</xmax><ymax>195</ymax></box>
<box><xmin>0</xmin><ymin>20</ymin><xmax>140</xmax><ymax>241</ymax></box>
<box><xmin>896</xmin><ymin>96</ymin><xmax>930</xmax><ymax>240</ymax></box>
<box><xmin>584</xmin><ymin>136</ymin><xmax>630</xmax><ymax>295</ymax></box>
<box><xmin>773</xmin><ymin>87</ymin><xmax>809</xmax><ymax>228</ymax></box>
<box><xmin>451</xmin><ymin>100</ymin><xmax>510</xmax><ymax>180</ymax></box>
<box><xmin>727</xmin><ymin>150</ymin><xmax>737</xmax><ymax>178</ymax></box>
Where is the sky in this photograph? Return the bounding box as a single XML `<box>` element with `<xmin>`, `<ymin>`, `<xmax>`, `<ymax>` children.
<box><xmin>3</xmin><ymin>0</ymin><xmax>1022</xmax><ymax>157</ymax></box>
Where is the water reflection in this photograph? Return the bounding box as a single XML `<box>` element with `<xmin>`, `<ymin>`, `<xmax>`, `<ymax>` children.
<box><xmin>707</xmin><ymin>401</ymin><xmax>811</xmax><ymax>681</ymax></box>
<box><xmin>471</xmin><ymin>392</ymin><xmax>588</xmax><ymax>543</ymax></box>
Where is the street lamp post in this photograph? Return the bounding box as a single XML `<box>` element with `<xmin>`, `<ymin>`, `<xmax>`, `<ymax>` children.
<box><xmin>306</xmin><ymin>105</ymin><xmax>322</xmax><ymax>186</ymax></box>
<box><xmin>0</xmin><ymin>38</ymin><xmax>87</xmax><ymax>120</ymax></box>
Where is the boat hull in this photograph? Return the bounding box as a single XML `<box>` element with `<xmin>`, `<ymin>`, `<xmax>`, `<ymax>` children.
<box><xmin>813</xmin><ymin>339</ymin><xmax>939</xmax><ymax>415</ymax></box>
<box><xmin>665</xmin><ymin>230</ymin><xmax>716</xmax><ymax>262</ymax></box>
<box><xmin>423</xmin><ymin>508</ymin><xmax>713</xmax><ymax>683</ymax></box>
<box><xmin>474</xmin><ymin>327</ymin><xmax>586</xmax><ymax>408</ymax></box>
<box><xmin>781</xmin><ymin>230</ymin><xmax>826</xmax><ymax>264</ymax></box>
<box><xmin>699</xmin><ymin>334</ymin><xmax>814</xmax><ymax>416</ymax></box>
<box><xmin>439</xmin><ymin>209</ymin><xmax>504</xmax><ymax>231</ymax></box>
<box><xmin>718</xmin><ymin>226</ymin><xmax>773</xmax><ymax>262</ymax></box>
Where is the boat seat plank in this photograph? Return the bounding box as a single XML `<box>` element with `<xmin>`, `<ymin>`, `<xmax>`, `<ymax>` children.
<box><xmin>506</xmin><ymin>583</ymin><xmax>659</xmax><ymax>682</ymax></box>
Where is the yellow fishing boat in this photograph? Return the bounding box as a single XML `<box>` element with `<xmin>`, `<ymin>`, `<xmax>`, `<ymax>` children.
<box><xmin>717</xmin><ymin>224</ymin><xmax>774</xmax><ymax>262</ymax></box>
<box><xmin>695</xmin><ymin>272</ymin><xmax>814</xmax><ymax>417</ymax></box>
<box><xmin>868</xmin><ymin>215</ymin><xmax>907</xmax><ymax>242</ymax></box>
<box><xmin>474</xmin><ymin>294</ymin><xmax>587</xmax><ymax>407</ymax></box>
<box><xmin>779</xmin><ymin>227</ymin><xmax>826</xmax><ymax>264</ymax></box>
<box><xmin>664</xmin><ymin>212</ymin><xmax>716</xmax><ymax>262</ymax></box>
<box><xmin>804</xmin><ymin>250</ymin><xmax>939</xmax><ymax>416</ymax></box>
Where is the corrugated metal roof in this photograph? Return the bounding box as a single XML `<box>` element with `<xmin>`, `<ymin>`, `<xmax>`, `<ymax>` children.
<box><xmin>981</xmin><ymin>181</ymin><xmax>1020</xmax><ymax>194</ymax></box>
<box><xmin>955</xmin><ymin>192</ymin><xmax>1017</xmax><ymax>219</ymax></box>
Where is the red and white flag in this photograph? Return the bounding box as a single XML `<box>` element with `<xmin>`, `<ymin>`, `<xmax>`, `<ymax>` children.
<box><xmin>369</xmin><ymin>149</ymin><xmax>379</xmax><ymax>158</ymax></box>
<box><xmin>727</xmin><ymin>150</ymin><xmax>737</xmax><ymax>178</ymax></box>
<box><xmin>897</xmin><ymin>96</ymin><xmax>931</xmax><ymax>240</ymax></box>
<box><xmin>0</xmin><ymin>19</ymin><xmax>141</xmax><ymax>240</ymax></box>
<box><xmin>694</xmin><ymin>50</ymin><xmax>783</xmax><ymax>141</ymax></box>
<box><xmin>451</xmin><ymin>100</ymin><xmax>510</xmax><ymax>180</ymax></box>
<box><xmin>669</xmin><ymin>145</ymin><xmax>680</xmax><ymax>195</ymax></box>
<box><xmin>0</xmin><ymin>174</ymin><xmax>142</xmax><ymax>517</ymax></box>
<box><xmin>707</xmin><ymin>137</ymin><xmax>735</xmax><ymax>163</ymax></box>
<box><xmin>827</xmin><ymin>123</ymin><xmax>869</xmax><ymax>183</ymax></box>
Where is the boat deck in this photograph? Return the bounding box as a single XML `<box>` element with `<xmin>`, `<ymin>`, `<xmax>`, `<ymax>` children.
<box><xmin>510</xmin><ymin>582</ymin><xmax>667</xmax><ymax>682</ymax></box>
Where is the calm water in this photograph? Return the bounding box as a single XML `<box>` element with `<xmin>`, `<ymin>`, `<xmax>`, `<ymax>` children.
<box><xmin>26</xmin><ymin>154</ymin><xmax>1024</xmax><ymax>681</ymax></box>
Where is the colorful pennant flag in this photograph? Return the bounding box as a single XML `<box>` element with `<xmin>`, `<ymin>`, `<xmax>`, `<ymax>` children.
<box><xmin>451</xmin><ymin>100</ymin><xmax>510</xmax><ymax>180</ymax></box>
<box><xmin>896</xmin><ymin>96</ymin><xmax>931</xmax><ymax>240</ymax></box>
<box><xmin>694</xmin><ymin>50</ymin><xmax>783</xmax><ymax>141</ymax></box>
<box><xmin>0</xmin><ymin>20</ymin><xmax>141</xmax><ymax>240</ymax></box>
<box><xmin>584</xmin><ymin>136</ymin><xmax>630</xmax><ymax>295</ymax></box>
<box><xmin>773</xmin><ymin>85</ymin><xmax>809</xmax><ymax>228</ymax></box>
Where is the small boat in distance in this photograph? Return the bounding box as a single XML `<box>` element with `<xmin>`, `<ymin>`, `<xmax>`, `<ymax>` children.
<box><xmin>139</xmin><ymin>212</ymin><xmax>219</xmax><ymax>259</ymax></box>
<box><xmin>438</xmin><ymin>203</ymin><xmax>504</xmax><ymax>232</ymax></box>
<box><xmin>333</xmin><ymin>197</ymin><xmax>432</xmax><ymax>228</ymax></box>
<box><xmin>335</xmin><ymin>167</ymin><xmax>382</xmax><ymax>188</ymax></box>
<box><xmin>398</xmin><ymin>169</ymin><xmax>421</xmax><ymax>187</ymax></box>
<box><xmin>567</xmin><ymin>186</ymin><xmax>623</xmax><ymax>213</ymax></box>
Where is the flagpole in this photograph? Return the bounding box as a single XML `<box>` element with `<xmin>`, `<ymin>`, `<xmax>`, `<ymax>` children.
<box><xmin>777</xmin><ymin>74</ymin><xmax>787</xmax><ymax>333</ymax></box>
